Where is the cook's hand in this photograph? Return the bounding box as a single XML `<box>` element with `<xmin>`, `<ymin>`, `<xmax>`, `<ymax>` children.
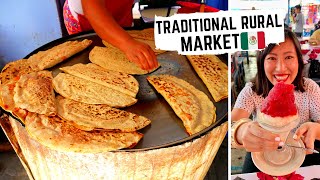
<box><xmin>120</xmin><ymin>39</ymin><xmax>158</xmax><ymax>70</ymax></box>
<box><xmin>294</xmin><ymin>122</ymin><xmax>320</xmax><ymax>154</ymax></box>
<box><xmin>237</xmin><ymin>121</ymin><xmax>282</xmax><ymax>152</ymax></box>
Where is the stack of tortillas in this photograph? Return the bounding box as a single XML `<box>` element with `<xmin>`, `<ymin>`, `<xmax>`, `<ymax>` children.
<box><xmin>147</xmin><ymin>75</ymin><xmax>216</xmax><ymax>135</ymax></box>
<box><xmin>186</xmin><ymin>55</ymin><xmax>228</xmax><ymax>102</ymax></box>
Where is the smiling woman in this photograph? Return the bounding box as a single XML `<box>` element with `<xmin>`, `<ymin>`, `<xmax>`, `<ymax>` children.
<box><xmin>231</xmin><ymin>28</ymin><xmax>320</xmax><ymax>173</ymax></box>
<box><xmin>264</xmin><ymin>39</ymin><xmax>299</xmax><ymax>86</ymax></box>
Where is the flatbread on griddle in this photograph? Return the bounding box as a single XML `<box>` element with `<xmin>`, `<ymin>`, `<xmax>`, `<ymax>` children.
<box><xmin>0</xmin><ymin>79</ymin><xmax>28</xmax><ymax>124</ymax></box>
<box><xmin>135</xmin><ymin>39</ymin><xmax>166</xmax><ymax>55</ymax></box>
<box><xmin>25</xmin><ymin>112</ymin><xmax>143</xmax><ymax>153</ymax></box>
<box><xmin>53</xmin><ymin>73</ymin><xmax>137</xmax><ymax>107</ymax></box>
<box><xmin>59</xmin><ymin>63</ymin><xmax>139</xmax><ymax>97</ymax></box>
<box><xmin>127</xmin><ymin>28</ymin><xmax>154</xmax><ymax>41</ymax></box>
<box><xmin>14</xmin><ymin>71</ymin><xmax>56</xmax><ymax>116</ymax></box>
<box><xmin>56</xmin><ymin>96</ymin><xmax>151</xmax><ymax>132</ymax></box>
<box><xmin>102</xmin><ymin>39</ymin><xmax>165</xmax><ymax>55</ymax></box>
<box><xmin>147</xmin><ymin>75</ymin><xmax>216</xmax><ymax>135</ymax></box>
<box><xmin>186</xmin><ymin>55</ymin><xmax>228</xmax><ymax>102</ymax></box>
<box><xmin>28</xmin><ymin>39</ymin><xmax>92</xmax><ymax>70</ymax></box>
<box><xmin>0</xmin><ymin>59</ymin><xmax>36</xmax><ymax>85</ymax></box>
<box><xmin>0</xmin><ymin>80</ymin><xmax>16</xmax><ymax>112</ymax></box>
<box><xmin>89</xmin><ymin>46</ymin><xmax>159</xmax><ymax>75</ymax></box>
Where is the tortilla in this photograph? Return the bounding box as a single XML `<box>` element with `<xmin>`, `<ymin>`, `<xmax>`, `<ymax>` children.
<box><xmin>186</xmin><ymin>55</ymin><xmax>228</xmax><ymax>102</ymax></box>
<box><xmin>12</xmin><ymin>108</ymin><xmax>28</xmax><ymax>125</ymax></box>
<box><xmin>89</xmin><ymin>46</ymin><xmax>159</xmax><ymax>75</ymax></box>
<box><xmin>102</xmin><ymin>39</ymin><xmax>165</xmax><ymax>55</ymax></box>
<box><xmin>28</xmin><ymin>39</ymin><xmax>92</xmax><ymax>70</ymax></box>
<box><xmin>0</xmin><ymin>80</ymin><xmax>17</xmax><ymax>112</ymax></box>
<box><xmin>147</xmin><ymin>75</ymin><xmax>216</xmax><ymax>135</ymax></box>
<box><xmin>127</xmin><ymin>28</ymin><xmax>155</xmax><ymax>41</ymax></box>
<box><xmin>0</xmin><ymin>79</ymin><xmax>28</xmax><ymax>124</ymax></box>
<box><xmin>53</xmin><ymin>73</ymin><xmax>137</xmax><ymax>107</ymax></box>
<box><xmin>59</xmin><ymin>63</ymin><xmax>139</xmax><ymax>97</ymax></box>
<box><xmin>25</xmin><ymin>112</ymin><xmax>143</xmax><ymax>153</ymax></box>
<box><xmin>0</xmin><ymin>59</ymin><xmax>36</xmax><ymax>85</ymax></box>
<box><xmin>56</xmin><ymin>96</ymin><xmax>151</xmax><ymax>132</ymax></box>
<box><xmin>14</xmin><ymin>71</ymin><xmax>56</xmax><ymax>116</ymax></box>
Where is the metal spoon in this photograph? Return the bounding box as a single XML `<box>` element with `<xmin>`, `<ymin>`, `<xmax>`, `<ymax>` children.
<box><xmin>285</xmin><ymin>144</ymin><xmax>319</xmax><ymax>154</ymax></box>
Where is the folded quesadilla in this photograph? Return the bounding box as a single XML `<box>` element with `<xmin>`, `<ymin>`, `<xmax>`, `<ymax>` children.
<box><xmin>60</xmin><ymin>63</ymin><xmax>139</xmax><ymax>97</ymax></box>
<box><xmin>186</xmin><ymin>55</ymin><xmax>228</xmax><ymax>102</ymax></box>
<box><xmin>147</xmin><ymin>75</ymin><xmax>216</xmax><ymax>135</ymax></box>
<box><xmin>25</xmin><ymin>113</ymin><xmax>143</xmax><ymax>153</ymax></box>
<box><xmin>53</xmin><ymin>73</ymin><xmax>137</xmax><ymax>107</ymax></box>
<box><xmin>14</xmin><ymin>71</ymin><xmax>56</xmax><ymax>116</ymax></box>
<box><xmin>0</xmin><ymin>59</ymin><xmax>36</xmax><ymax>85</ymax></box>
<box><xmin>28</xmin><ymin>39</ymin><xmax>92</xmax><ymax>70</ymax></box>
<box><xmin>56</xmin><ymin>96</ymin><xmax>151</xmax><ymax>132</ymax></box>
<box><xmin>89</xmin><ymin>46</ymin><xmax>159</xmax><ymax>75</ymax></box>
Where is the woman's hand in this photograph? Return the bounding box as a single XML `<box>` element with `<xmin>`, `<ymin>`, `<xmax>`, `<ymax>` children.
<box><xmin>294</xmin><ymin>122</ymin><xmax>320</xmax><ymax>154</ymax></box>
<box><xmin>81</xmin><ymin>0</ymin><xmax>159</xmax><ymax>71</ymax></box>
<box><xmin>237</xmin><ymin>121</ymin><xmax>282</xmax><ymax>152</ymax></box>
<box><xmin>119</xmin><ymin>38</ymin><xmax>158</xmax><ymax>71</ymax></box>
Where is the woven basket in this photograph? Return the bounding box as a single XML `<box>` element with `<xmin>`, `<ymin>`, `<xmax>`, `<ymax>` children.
<box><xmin>0</xmin><ymin>114</ymin><xmax>227</xmax><ymax>180</ymax></box>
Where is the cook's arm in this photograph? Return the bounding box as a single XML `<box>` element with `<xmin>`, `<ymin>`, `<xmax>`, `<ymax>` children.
<box><xmin>81</xmin><ymin>0</ymin><xmax>158</xmax><ymax>70</ymax></box>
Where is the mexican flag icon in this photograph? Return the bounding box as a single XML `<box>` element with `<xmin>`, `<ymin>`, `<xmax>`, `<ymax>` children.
<box><xmin>241</xmin><ymin>31</ymin><xmax>265</xmax><ymax>50</ymax></box>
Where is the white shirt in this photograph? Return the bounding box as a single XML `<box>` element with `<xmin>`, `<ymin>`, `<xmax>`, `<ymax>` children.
<box><xmin>295</xmin><ymin>12</ymin><xmax>304</xmax><ymax>33</ymax></box>
<box><xmin>234</xmin><ymin>78</ymin><xmax>320</xmax><ymax>126</ymax></box>
<box><xmin>68</xmin><ymin>0</ymin><xmax>84</xmax><ymax>21</ymax></box>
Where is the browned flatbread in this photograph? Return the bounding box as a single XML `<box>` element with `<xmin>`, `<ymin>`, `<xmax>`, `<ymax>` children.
<box><xmin>0</xmin><ymin>59</ymin><xmax>36</xmax><ymax>85</ymax></box>
<box><xmin>53</xmin><ymin>73</ymin><xmax>137</xmax><ymax>107</ymax></box>
<box><xmin>127</xmin><ymin>28</ymin><xmax>154</xmax><ymax>41</ymax></box>
<box><xmin>186</xmin><ymin>55</ymin><xmax>228</xmax><ymax>102</ymax></box>
<box><xmin>147</xmin><ymin>75</ymin><xmax>216</xmax><ymax>135</ymax></box>
<box><xmin>89</xmin><ymin>46</ymin><xmax>159</xmax><ymax>75</ymax></box>
<box><xmin>14</xmin><ymin>71</ymin><xmax>56</xmax><ymax>116</ymax></box>
<box><xmin>59</xmin><ymin>63</ymin><xmax>139</xmax><ymax>97</ymax></box>
<box><xmin>0</xmin><ymin>78</ymin><xmax>28</xmax><ymax>124</ymax></box>
<box><xmin>12</xmin><ymin>108</ymin><xmax>28</xmax><ymax>125</ymax></box>
<box><xmin>0</xmin><ymin>80</ymin><xmax>17</xmax><ymax>112</ymax></box>
<box><xmin>28</xmin><ymin>39</ymin><xmax>92</xmax><ymax>70</ymax></box>
<box><xmin>56</xmin><ymin>96</ymin><xmax>151</xmax><ymax>132</ymax></box>
<box><xmin>25</xmin><ymin>112</ymin><xmax>143</xmax><ymax>153</ymax></box>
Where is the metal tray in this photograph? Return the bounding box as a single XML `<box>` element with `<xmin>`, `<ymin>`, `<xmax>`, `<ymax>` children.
<box><xmin>22</xmin><ymin>31</ymin><xmax>228</xmax><ymax>151</ymax></box>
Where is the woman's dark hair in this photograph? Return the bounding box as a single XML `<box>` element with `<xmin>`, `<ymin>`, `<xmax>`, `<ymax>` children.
<box><xmin>251</xmin><ymin>28</ymin><xmax>305</xmax><ymax>97</ymax></box>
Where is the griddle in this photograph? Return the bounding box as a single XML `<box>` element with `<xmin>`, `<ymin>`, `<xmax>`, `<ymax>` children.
<box><xmin>14</xmin><ymin>31</ymin><xmax>228</xmax><ymax>151</ymax></box>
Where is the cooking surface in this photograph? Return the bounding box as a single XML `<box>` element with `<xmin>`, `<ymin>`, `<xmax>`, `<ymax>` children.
<box><xmin>23</xmin><ymin>32</ymin><xmax>228</xmax><ymax>151</ymax></box>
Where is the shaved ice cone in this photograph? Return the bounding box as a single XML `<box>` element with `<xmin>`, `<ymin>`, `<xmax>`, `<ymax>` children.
<box><xmin>257</xmin><ymin>82</ymin><xmax>299</xmax><ymax>132</ymax></box>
